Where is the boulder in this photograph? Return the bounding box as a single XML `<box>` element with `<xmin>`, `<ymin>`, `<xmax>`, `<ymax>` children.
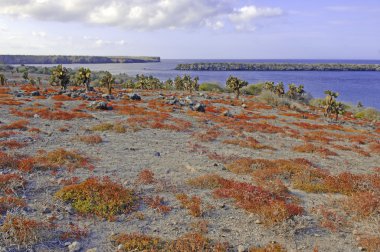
<box><xmin>129</xmin><ymin>93</ymin><xmax>141</xmax><ymax>100</ymax></box>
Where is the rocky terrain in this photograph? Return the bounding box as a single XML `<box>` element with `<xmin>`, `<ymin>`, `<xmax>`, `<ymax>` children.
<box><xmin>0</xmin><ymin>84</ymin><xmax>379</xmax><ymax>252</ymax></box>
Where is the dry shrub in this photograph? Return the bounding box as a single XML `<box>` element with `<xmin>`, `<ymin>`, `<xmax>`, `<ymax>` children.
<box><xmin>143</xmin><ymin>195</ymin><xmax>172</xmax><ymax>214</ymax></box>
<box><xmin>165</xmin><ymin>232</ymin><xmax>228</xmax><ymax>252</ymax></box>
<box><xmin>0</xmin><ymin>140</ymin><xmax>27</xmax><ymax>149</ymax></box>
<box><xmin>136</xmin><ymin>169</ymin><xmax>155</xmax><ymax>184</ymax></box>
<box><xmin>249</xmin><ymin>242</ymin><xmax>287</xmax><ymax>252</ymax></box>
<box><xmin>0</xmin><ymin>214</ymin><xmax>54</xmax><ymax>249</ymax></box>
<box><xmin>113</xmin><ymin>231</ymin><xmax>229</xmax><ymax>252</ymax></box>
<box><xmin>1</xmin><ymin>120</ymin><xmax>29</xmax><ymax>130</ymax></box>
<box><xmin>293</xmin><ymin>143</ymin><xmax>338</xmax><ymax>156</ymax></box>
<box><xmin>193</xmin><ymin>128</ymin><xmax>222</xmax><ymax>142</ymax></box>
<box><xmin>223</xmin><ymin>137</ymin><xmax>275</xmax><ymax>151</ymax></box>
<box><xmin>314</xmin><ymin>206</ymin><xmax>347</xmax><ymax>232</ymax></box>
<box><xmin>176</xmin><ymin>194</ymin><xmax>203</xmax><ymax>217</ymax></box>
<box><xmin>36</xmin><ymin>148</ymin><xmax>91</xmax><ymax>171</ymax></box>
<box><xmin>59</xmin><ymin>223</ymin><xmax>89</xmax><ymax>241</ymax></box>
<box><xmin>0</xmin><ymin>196</ymin><xmax>27</xmax><ymax>214</ymax></box>
<box><xmin>344</xmin><ymin>192</ymin><xmax>380</xmax><ymax>218</ymax></box>
<box><xmin>28</xmin><ymin>127</ymin><xmax>41</xmax><ymax>133</ymax></box>
<box><xmin>357</xmin><ymin>235</ymin><xmax>380</xmax><ymax>252</ymax></box>
<box><xmin>0</xmin><ymin>173</ymin><xmax>26</xmax><ymax>195</ymax></box>
<box><xmin>78</xmin><ymin>134</ymin><xmax>103</xmax><ymax>144</ymax></box>
<box><xmin>59</xmin><ymin>176</ymin><xmax>80</xmax><ymax>186</ymax></box>
<box><xmin>91</xmin><ymin>122</ymin><xmax>126</xmax><ymax>133</ymax></box>
<box><xmin>55</xmin><ymin>176</ymin><xmax>138</xmax><ymax>220</ymax></box>
<box><xmin>187</xmin><ymin>174</ymin><xmax>224</xmax><ymax>189</ymax></box>
<box><xmin>111</xmin><ymin>233</ymin><xmax>163</xmax><ymax>251</ymax></box>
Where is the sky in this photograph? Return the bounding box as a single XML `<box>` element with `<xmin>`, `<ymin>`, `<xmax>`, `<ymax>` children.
<box><xmin>0</xmin><ymin>0</ymin><xmax>379</xmax><ymax>59</ymax></box>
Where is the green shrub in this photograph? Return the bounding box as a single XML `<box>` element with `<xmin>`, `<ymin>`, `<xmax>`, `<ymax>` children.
<box><xmin>354</xmin><ymin>108</ymin><xmax>380</xmax><ymax>121</ymax></box>
<box><xmin>242</xmin><ymin>83</ymin><xmax>265</xmax><ymax>95</ymax></box>
<box><xmin>198</xmin><ymin>83</ymin><xmax>224</xmax><ymax>92</ymax></box>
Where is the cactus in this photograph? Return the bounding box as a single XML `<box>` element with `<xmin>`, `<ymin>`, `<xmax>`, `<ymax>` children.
<box><xmin>50</xmin><ymin>65</ymin><xmax>70</xmax><ymax>90</ymax></box>
<box><xmin>76</xmin><ymin>67</ymin><xmax>91</xmax><ymax>92</ymax></box>
<box><xmin>287</xmin><ymin>83</ymin><xmax>297</xmax><ymax>99</ymax></box>
<box><xmin>274</xmin><ymin>82</ymin><xmax>285</xmax><ymax>96</ymax></box>
<box><xmin>100</xmin><ymin>71</ymin><xmax>115</xmax><ymax>95</ymax></box>
<box><xmin>331</xmin><ymin>101</ymin><xmax>346</xmax><ymax>121</ymax></box>
<box><xmin>264</xmin><ymin>81</ymin><xmax>275</xmax><ymax>92</ymax></box>
<box><xmin>323</xmin><ymin>90</ymin><xmax>341</xmax><ymax>119</ymax></box>
<box><xmin>226</xmin><ymin>75</ymin><xmax>248</xmax><ymax>99</ymax></box>
<box><xmin>0</xmin><ymin>74</ymin><xmax>6</xmax><ymax>86</ymax></box>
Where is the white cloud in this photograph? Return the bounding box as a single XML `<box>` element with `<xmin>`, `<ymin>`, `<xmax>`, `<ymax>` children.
<box><xmin>32</xmin><ymin>31</ymin><xmax>46</xmax><ymax>37</ymax></box>
<box><xmin>0</xmin><ymin>0</ymin><xmax>284</xmax><ymax>31</ymax></box>
<box><xmin>229</xmin><ymin>5</ymin><xmax>283</xmax><ymax>31</ymax></box>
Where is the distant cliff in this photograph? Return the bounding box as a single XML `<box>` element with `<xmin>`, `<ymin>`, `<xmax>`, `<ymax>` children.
<box><xmin>0</xmin><ymin>55</ymin><xmax>160</xmax><ymax>64</ymax></box>
<box><xmin>175</xmin><ymin>63</ymin><xmax>380</xmax><ymax>71</ymax></box>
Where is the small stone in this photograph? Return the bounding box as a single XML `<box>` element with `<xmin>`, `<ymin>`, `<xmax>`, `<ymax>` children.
<box><xmin>358</xmin><ymin>247</ymin><xmax>366</xmax><ymax>251</ymax></box>
<box><xmin>31</xmin><ymin>91</ymin><xmax>40</xmax><ymax>96</ymax></box>
<box><xmin>238</xmin><ymin>245</ymin><xmax>246</xmax><ymax>252</ymax></box>
<box><xmin>129</xmin><ymin>93</ymin><xmax>141</xmax><ymax>100</ymax></box>
<box><xmin>64</xmin><ymin>242</ymin><xmax>71</xmax><ymax>246</ymax></box>
<box><xmin>255</xmin><ymin>219</ymin><xmax>262</xmax><ymax>224</ymax></box>
<box><xmin>222</xmin><ymin>110</ymin><xmax>232</xmax><ymax>117</ymax></box>
<box><xmin>193</xmin><ymin>103</ymin><xmax>206</xmax><ymax>112</ymax></box>
<box><xmin>117</xmin><ymin>244</ymin><xmax>124</xmax><ymax>251</ymax></box>
<box><xmin>86</xmin><ymin>248</ymin><xmax>97</xmax><ymax>252</ymax></box>
<box><xmin>68</xmin><ymin>241</ymin><xmax>81</xmax><ymax>252</ymax></box>
<box><xmin>42</xmin><ymin>207</ymin><xmax>51</xmax><ymax>214</ymax></box>
<box><xmin>154</xmin><ymin>152</ymin><xmax>161</xmax><ymax>157</ymax></box>
<box><xmin>33</xmin><ymin>114</ymin><xmax>40</xmax><ymax>118</ymax></box>
<box><xmin>242</xmin><ymin>104</ymin><xmax>247</xmax><ymax>108</ymax></box>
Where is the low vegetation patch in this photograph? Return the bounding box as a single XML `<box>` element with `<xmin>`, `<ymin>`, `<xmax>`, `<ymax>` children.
<box><xmin>176</xmin><ymin>193</ymin><xmax>203</xmax><ymax>217</ymax></box>
<box><xmin>78</xmin><ymin>134</ymin><xmax>103</xmax><ymax>144</ymax></box>
<box><xmin>55</xmin><ymin>177</ymin><xmax>138</xmax><ymax>220</ymax></box>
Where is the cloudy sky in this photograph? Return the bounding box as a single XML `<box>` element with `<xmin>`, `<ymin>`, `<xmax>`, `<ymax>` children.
<box><xmin>0</xmin><ymin>0</ymin><xmax>379</xmax><ymax>59</ymax></box>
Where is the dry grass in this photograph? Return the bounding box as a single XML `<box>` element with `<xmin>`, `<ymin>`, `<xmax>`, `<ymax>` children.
<box><xmin>143</xmin><ymin>195</ymin><xmax>172</xmax><ymax>214</ymax></box>
<box><xmin>223</xmin><ymin>136</ymin><xmax>275</xmax><ymax>150</ymax></box>
<box><xmin>293</xmin><ymin>143</ymin><xmax>338</xmax><ymax>156</ymax></box>
<box><xmin>0</xmin><ymin>214</ymin><xmax>54</xmax><ymax>249</ymax></box>
<box><xmin>36</xmin><ymin>148</ymin><xmax>92</xmax><ymax>171</ymax></box>
<box><xmin>78</xmin><ymin>134</ymin><xmax>103</xmax><ymax>144</ymax></box>
<box><xmin>0</xmin><ymin>196</ymin><xmax>27</xmax><ymax>214</ymax></box>
<box><xmin>249</xmin><ymin>242</ymin><xmax>287</xmax><ymax>252</ymax></box>
<box><xmin>136</xmin><ymin>169</ymin><xmax>156</xmax><ymax>184</ymax></box>
<box><xmin>0</xmin><ymin>173</ymin><xmax>26</xmax><ymax>195</ymax></box>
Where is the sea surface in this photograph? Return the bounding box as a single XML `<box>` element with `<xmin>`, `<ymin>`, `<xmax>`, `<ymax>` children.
<box><xmin>35</xmin><ymin>59</ymin><xmax>380</xmax><ymax>109</ymax></box>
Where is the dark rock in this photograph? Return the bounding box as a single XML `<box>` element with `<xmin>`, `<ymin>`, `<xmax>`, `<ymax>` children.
<box><xmin>193</xmin><ymin>103</ymin><xmax>206</xmax><ymax>112</ymax></box>
<box><xmin>31</xmin><ymin>91</ymin><xmax>40</xmax><ymax>96</ymax></box>
<box><xmin>129</xmin><ymin>93</ymin><xmax>141</xmax><ymax>100</ymax></box>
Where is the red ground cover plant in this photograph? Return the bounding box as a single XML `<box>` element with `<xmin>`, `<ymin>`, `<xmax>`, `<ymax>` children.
<box><xmin>188</xmin><ymin>174</ymin><xmax>303</xmax><ymax>225</ymax></box>
<box><xmin>136</xmin><ymin>169</ymin><xmax>156</xmax><ymax>184</ymax></box>
<box><xmin>0</xmin><ymin>131</ymin><xmax>18</xmax><ymax>138</ymax></box>
<box><xmin>143</xmin><ymin>195</ymin><xmax>172</xmax><ymax>214</ymax></box>
<box><xmin>357</xmin><ymin>235</ymin><xmax>380</xmax><ymax>252</ymax></box>
<box><xmin>35</xmin><ymin>148</ymin><xmax>92</xmax><ymax>171</ymax></box>
<box><xmin>293</xmin><ymin>143</ymin><xmax>338</xmax><ymax>156</ymax></box>
<box><xmin>280</xmin><ymin>112</ymin><xmax>319</xmax><ymax>120</ymax></box>
<box><xmin>10</xmin><ymin>107</ymin><xmax>92</xmax><ymax>120</ymax></box>
<box><xmin>176</xmin><ymin>193</ymin><xmax>203</xmax><ymax>217</ymax></box>
<box><xmin>223</xmin><ymin>136</ymin><xmax>275</xmax><ymax>150</ymax></box>
<box><xmin>1</xmin><ymin>120</ymin><xmax>29</xmax><ymax>130</ymax></box>
<box><xmin>192</xmin><ymin>127</ymin><xmax>222</xmax><ymax>142</ymax></box>
<box><xmin>51</xmin><ymin>94</ymin><xmax>76</xmax><ymax>101</ymax></box>
<box><xmin>0</xmin><ymin>140</ymin><xmax>27</xmax><ymax>149</ymax></box>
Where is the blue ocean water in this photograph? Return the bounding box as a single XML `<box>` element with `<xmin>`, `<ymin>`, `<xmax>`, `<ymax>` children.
<box><xmin>39</xmin><ymin>59</ymin><xmax>380</xmax><ymax>109</ymax></box>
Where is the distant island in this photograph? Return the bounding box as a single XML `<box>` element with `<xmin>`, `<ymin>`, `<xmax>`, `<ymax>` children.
<box><xmin>175</xmin><ymin>62</ymin><xmax>380</xmax><ymax>71</ymax></box>
<box><xmin>0</xmin><ymin>55</ymin><xmax>160</xmax><ymax>64</ymax></box>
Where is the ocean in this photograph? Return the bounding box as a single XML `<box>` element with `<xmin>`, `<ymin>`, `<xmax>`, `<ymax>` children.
<box><xmin>37</xmin><ymin>59</ymin><xmax>380</xmax><ymax>109</ymax></box>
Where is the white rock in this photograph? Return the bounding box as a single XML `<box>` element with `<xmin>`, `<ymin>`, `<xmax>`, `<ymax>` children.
<box><xmin>86</xmin><ymin>248</ymin><xmax>97</xmax><ymax>252</ymax></box>
<box><xmin>117</xmin><ymin>244</ymin><xmax>124</xmax><ymax>250</ymax></box>
<box><xmin>238</xmin><ymin>245</ymin><xmax>245</xmax><ymax>252</ymax></box>
<box><xmin>68</xmin><ymin>241</ymin><xmax>81</xmax><ymax>252</ymax></box>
